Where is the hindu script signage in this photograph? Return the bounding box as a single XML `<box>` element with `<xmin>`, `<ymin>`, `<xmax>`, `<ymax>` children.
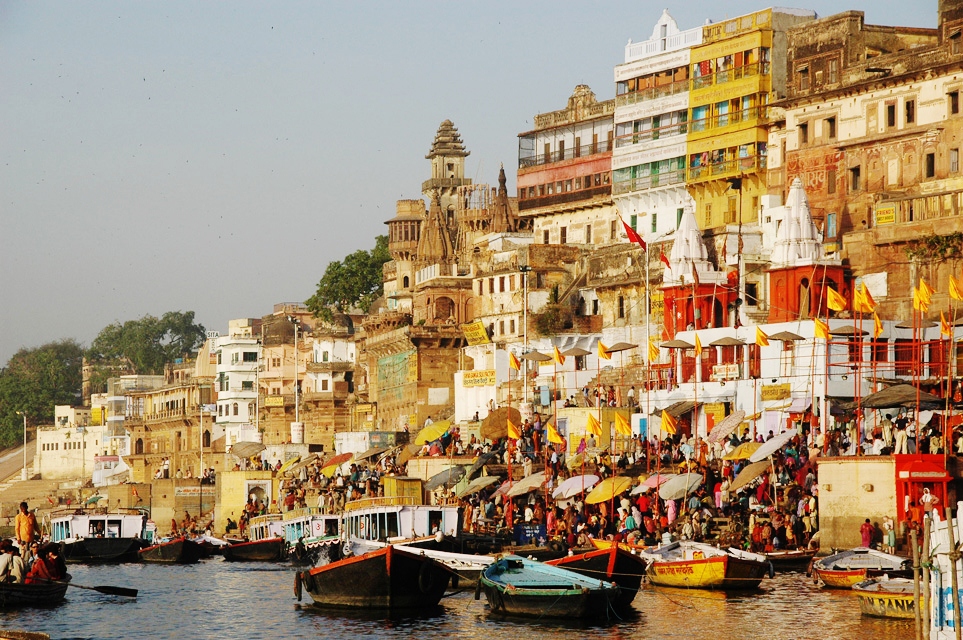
<box><xmin>461</xmin><ymin>321</ymin><xmax>491</xmax><ymax>346</ymax></box>
<box><xmin>760</xmin><ymin>383</ymin><xmax>791</xmax><ymax>401</ymax></box>
<box><xmin>710</xmin><ymin>364</ymin><xmax>739</xmax><ymax>381</ymax></box>
<box><xmin>264</xmin><ymin>396</ymin><xmax>284</xmax><ymax>407</ymax></box>
<box><xmin>462</xmin><ymin>369</ymin><xmax>496</xmax><ymax>387</ymax></box>
<box><xmin>378</xmin><ymin>350</ymin><xmax>417</xmax><ymax>402</ymax></box>
<box><xmin>174</xmin><ymin>486</ymin><xmax>216</xmax><ymax>497</ymax></box>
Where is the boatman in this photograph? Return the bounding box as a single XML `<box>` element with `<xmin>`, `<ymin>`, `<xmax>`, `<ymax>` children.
<box><xmin>15</xmin><ymin>502</ymin><xmax>39</xmax><ymax>562</ymax></box>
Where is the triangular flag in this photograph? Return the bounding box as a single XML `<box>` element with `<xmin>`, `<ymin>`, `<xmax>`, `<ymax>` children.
<box><xmin>942</xmin><ymin>311</ymin><xmax>953</xmax><ymax>338</ymax></box>
<box><xmin>920</xmin><ymin>278</ymin><xmax>935</xmax><ymax>304</ymax></box>
<box><xmin>586</xmin><ymin>413</ymin><xmax>602</xmax><ymax>436</ymax></box>
<box><xmin>615</xmin><ymin>413</ymin><xmax>632</xmax><ymax>436</ymax></box>
<box><xmin>619</xmin><ymin>213</ymin><xmax>647</xmax><ymax>250</ymax></box>
<box><xmin>755</xmin><ymin>327</ymin><xmax>769</xmax><ymax>347</ymax></box>
<box><xmin>648</xmin><ymin>339</ymin><xmax>659</xmax><ymax>363</ymax></box>
<box><xmin>553</xmin><ymin>345</ymin><xmax>566</xmax><ymax>365</ymax></box>
<box><xmin>853</xmin><ymin>285</ymin><xmax>870</xmax><ymax>314</ymax></box>
<box><xmin>598</xmin><ymin>341</ymin><xmax>612</xmax><ymax>360</ymax></box>
<box><xmin>814</xmin><ymin>318</ymin><xmax>830</xmax><ymax>340</ymax></box>
<box><xmin>950</xmin><ymin>276</ymin><xmax>963</xmax><ymax>302</ymax></box>
<box><xmin>547</xmin><ymin>422</ymin><xmax>565</xmax><ymax>444</ymax></box>
<box><xmin>913</xmin><ymin>286</ymin><xmax>930</xmax><ymax>312</ymax></box>
<box><xmin>660</xmin><ymin>251</ymin><xmax>671</xmax><ymax>273</ymax></box>
<box><xmin>860</xmin><ymin>283</ymin><xmax>877</xmax><ymax>312</ymax></box>
<box><xmin>660</xmin><ymin>410</ymin><xmax>677</xmax><ymax>435</ymax></box>
<box><xmin>826</xmin><ymin>286</ymin><xmax>847</xmax><ymax>312</ymax></box>
<box><xmin>507</xmin><ymin>419</ymin><xmax>521</xmax><ymax>440</ymax></box>
<box><xmin>694</xmin><ymin>333</ymin><xmax>702</xmax><ymax>358</ymax></box>
<box><xmin>509</xmin><ymin>351</ymin><xmax>521</xmax><ymax>371</ymax></box>
<box><xmin>873</xmin><ymin>312</ymin><xmax>883</xmax><ymax>340</ymax></box>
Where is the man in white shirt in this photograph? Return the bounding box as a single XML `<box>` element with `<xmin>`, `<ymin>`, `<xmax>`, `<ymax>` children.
<box><xmin>0</xmin><ymin>542</ymin><xmax>24</xmax><ymax>583</ymax></box>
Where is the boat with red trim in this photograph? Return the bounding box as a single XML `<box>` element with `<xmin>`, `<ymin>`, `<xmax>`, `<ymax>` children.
<box><xmin>546</xmin><ymin>544</ymin><xmax>648</xmax><ymax>607</ymax></box>
<box><xmin>138</xmin><ymin>537</ymin><xmax>204</xmax><ymax>564</ymax></box>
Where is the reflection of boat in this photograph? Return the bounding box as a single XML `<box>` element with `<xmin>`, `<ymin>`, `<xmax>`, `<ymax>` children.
<box><xmin>811</xmin><ymin>548</ymin><xmax>911</xmax><ymax>589</ymax></box>
<box><xmin>139</xmin><ymin>537</ymin><xmax>204</xmax><ymax>564</ymax></box>
<box><xmin>764</xmin><ymin>549</ymin><xmax>817</xmax><ymax>572</ymax></box>
<box><xmin>546</xmin><ymin>544</ymin><xmax>649</xmax><ymax>607</ymax></box>
<box><xmin>478</xmin><ymin>555</ymin><xmax>620</xmax><ymax>618</ymax></box>
<box><xmin>48</xmin><ymin>510</ymin><xmax>149</xmax><ymax>564</ymax></box>
<box><xmin>0</xmin><ymin>575</ymin><xmax>70</xmax><ymax>607</ymax></box>
<box><xmin>643</xmin><ymin>541</ymin><xmax>771</xmax><ymax>590</ymax></box>
<box><xmin>296</xmin><ymin>545</ymin><xmax>451</xmax><ymax>609</ymax></box>
<box><xmin>853</xmin><ymin>577</ymin><xmax>916</xmax><ymax>618</ymax></box>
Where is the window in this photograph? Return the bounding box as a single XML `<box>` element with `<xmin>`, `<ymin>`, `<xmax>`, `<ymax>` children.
<box><xmin>798</xmin><ymin>66</ymin><xmax>809</xmax><ymax>91</ymax></box>
<box><xmin>826</xmin><ymin>116</ymin><xmax>836</xmax><ymax>140</ymax></box>
<box><xmin>629</xmin><ymin>214</ymin><xmax>637</xmax><ymax>230</ymax></box>
<box><xmin>828</xmin><ymin>58</ymin><xmax>838</xmax><ymax>83</ymax></box>
<box><xmin>618</xmin><ymin>296</ymin><xmax>625</xmax><ymax>319</ymax></box>
<box><xmin>322</xmin><ymin>350</ymin><xmax>329</xmax><ymax>362</ymax></box>
<box><xmin>906</xmin><ymin>99</ymin><xmax>915</xmax><ymax>124</ymax></box>
<box><xmin>489</xmin><ymin>278</ymin><xmax>494</xmax><ymax>294</ymax></box>
<box><xmin>509</xmin><ymin>274</ymin><xmax>516</xmax><ymax>290</ymax></box>
<box><xmin>477</xmin><ymin>281</ymin><xmax>483</xmax><ymax>295</ymax></box>
<box><xmin>241</xmin><ymin>380</ymin><xmax>253</xmax><ymax>391</ymax></box>
<box><xmin>233</xmin><ymin>402</ymin><xmax>239</xmax><ymax>416</ymax></box>
<box><xmin>886</xmin><ymin>102</ymin><xmax>896</xmax><ymax>128</ymax></box>
<box><xmin>499</xmin><ymin>276</ymin><xmax>505</xmax><ymax>293</ymax></box>
<box><xmin>827</xmin><ymin>212</ymin><xmax>837</xmax><ymax>238</ymax></box>
<box><xmin>952</xmin><ymin>149</ymin><xmax>959</xmax><ymax>173</ymax></box>
<box><xmin>321</xmin><ymin>379</ymin><xmax>329</xmax><ymax>391</ymax></box>
<box><xmin>509</xmin><ymin>319</ymin><xmax>515</xmax><ymax>334</ymax></box>
<box><xmin>745</xmin><ymin>283</ymin><xmax>758</xmax><ymax>305</ymax></box>
<box><xmin>925</xmin><ymin>152</ymin><xmax>936</xmax><ymax>178</ymax></box>
<box><xmin>677</xmin><ymin>207</ymin><xmax>684</xmax><ymax>228</ymax></box>
<box><xmin>827</xmin><ymin>168</ymin><xmax>836</xmax><ymax>194</ymax></box>
<box><xmin>704</xmin><ymin>203</ymin><xmax>712</xmax><ymax>227</ymax></box>
<box><xmin>850</xmin><ymin>166</ymin><xmax>861</xmax><ymax>191</ymax></box>
<box><xmin>651</xmin><ymin>212</ymin><xmax>658</xmax><ymax>233</ymax></box>
<box><xmin>560</xmin><ymin>227</ymin><xmax>567</xmax><ymax>244</ymax></box>
<box><xmin>592</xmin><ymin>299</ymin><xmax>600</xmax><ymax>315</ymax></box>
<box><xmin>543</xmin><ymin>230</ymin><xmax>550</xmax><ymax>244</ymax></box>
<box><xmin>499</xmin><ymin>321</ymin><xmax>505</xmax><ymax>335</ymax></box>
<box><xmin>951</xmin><ymin>90</ymin><xmax>961</xmax><ymax>115</ymax></box>
<box><xmin>585</xmin><ymin>224</ymin><xmax>592</xmax><ymax>244</ymax></box>
<box><xmin>610</xmin><ymin>219</ymin><xmax>617</xmax><ymax>241</ymax></box>
<box><xmin>799</xmin><ymin>122</ymin><xmax>809</xmax><ymax>144</ymax></box>
<box><xmin>953</xmin><ymin>31</ymin><xmax>962</xmax><ymax>55</ymax></box>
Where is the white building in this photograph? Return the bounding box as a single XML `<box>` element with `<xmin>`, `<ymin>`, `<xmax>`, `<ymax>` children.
<box><xmin>213</xmin><ymin>318</ymin><xmax>262</xmax><ymax>450</ymax></box>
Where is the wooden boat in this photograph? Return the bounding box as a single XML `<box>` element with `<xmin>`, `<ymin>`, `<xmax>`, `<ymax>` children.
<box><xmin>477</xmin><ymin>555</ymin><xmax>620</xmax><ymax>618</ymax></box>
<box><xmin>642</xmin><ymin>541</ymin><xmax>771</xmax><ymax>590</ymax></box>
<box><xmin>222</xmin><ymin>537</ymin><xmax>286</xmax><ymax>562</ymax></box>
<box><xmin>281</xmin><ymin>508</ymin><xmax>341</xmax><ymax>565</ymax></box>
<box><xmin>48</xmin><ymin>510</ymin><xmax>148</xmax><ymax>564</ymax></box>
<box><xmin>546</xmin><ymin>544</ymin><xmax>649</xmax><ymax>607</ymax></box>
<box><xmin>0</xmin><ymin>576</ymin><xmax>70</xmax><ymax>607</ymax></box>
<box><xmin>853</xmin><ymin>577</ymin><xmax>916</xmax><ymax>619</ymax></box>
<box><xmin>296</xmin><ymin>544</ymin><xmax>452</xmax><ymax>609</ymax></box>
<box><xmin>138</xmin><ymin>537</ymin><xmax>204</xmax><ymax>564</ymax></box>
<box><xmin>764</xmin><ymin>549</ymin><xmax>818</xmax><ymax>572</ymax></box>
<box><xmin>810</xmin><ymin>548</ymin><xmax>912</xmax><ymax>589</ymax></box>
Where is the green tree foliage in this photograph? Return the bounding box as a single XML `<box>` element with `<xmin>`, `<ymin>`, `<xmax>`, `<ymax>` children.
<box><xmin>0</xmin><ymin>340</ymin><xmax>84</xmax><ymax>446</ymax></box>
<box><xmin>306</xmin><ymin>235</ymin><xmax>391</xmax><ymax>321</ymax></box>
<box><xmin>86</xmin><ymin>311</ymin><xmax>206</xmax><ymax>375</ymax></box>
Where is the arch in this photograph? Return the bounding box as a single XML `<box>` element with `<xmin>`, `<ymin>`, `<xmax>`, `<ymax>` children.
<box><xmin>135</xmin><ymin>438</ymin><xmax>144</xmax><ymax>455</ymax></box>
<box><xmin>233</xmin><ymin>402</ymin><xmax>239</xmax><ymax>416</ymax></box>
<box><xmin>203</xmin><ymin>430</ymin><xmax>211</xmax><ymax>448</ymax></box>
<box><xmin>434</xmin><ymin>296</ymin><xmax>455</xmax><ymax>322</ymax></box>
<box><xmin>799</xmin><ymin>278</ymin><xmax>811</xmax><ymax>319</ymax></box>
<box><xmin>403</xmin><ymin>275</ymin><xmax>410</xmax><ymax>288</ymax></box>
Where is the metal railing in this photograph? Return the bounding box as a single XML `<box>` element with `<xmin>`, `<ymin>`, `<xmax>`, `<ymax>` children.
<box><xmin>616</xmin><ymin>78</ymin><xmax>691</xmax><ymax>107</ymax></box>
<box><xmin>691</xmin><ymin>62</ymin><xmax>770</xmax><ymax>90</ymax></box>
<box><xmin>688</xmin><ymin>105</ymin><xmax>768</xmax><ymax>133</ymax></box>
<box><xmin>518</xmin><ymin>139</ymin><xmax>612</xmax><ymax>168</ymax></box>
<box><xmin>688</xmin><ymin>155</ymin><xmax>767</xmax><ymax>182</ymax></box>
<box><xmin>615</xmin><ymin>122</ymin><xmax>688</xmax><ymax>148</ymax></box>
<box><xmin>613</xmin><ymin>169</ymin><xmax>686</xmax><ymax>194</ymax></box>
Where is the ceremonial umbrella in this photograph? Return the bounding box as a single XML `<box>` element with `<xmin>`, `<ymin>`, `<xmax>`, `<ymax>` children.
<box><xmin>522</xmin><ymin>351</ymin><xmax>553</xmax><ymax>363</ymax></box>
<box><xmin>658</xmin><ymin>473</ymin><xmax>704</xmax><ymax>501</ymax></box>
<box><xmin>230</xmin><ymin>441</ymin><xmax>266</xmax><ymax>459</ymax></box>
<box><xmin>320</xmin><ymin>452</ymin><xmax>354</xmax><ymax>477</ymax></box>
<box><xmin>565</xmin><ymin>452</ymin><xmax>585</xmax><ymax>470</ymax></box>
<box><xmin>723</xmin><ymin>441</ymin><xmax>762</xmax><ymax>461</ymax></box>
<box><xmin>277</xmin><ymin>455</ymin><xmax>301</xmax><ymax>474</ymax></box>
<box><xmin>506</xmin><ymin>471</ymin><xmax>547</xmax><ymax>498</ymax></box>
<box><xmin>706</xmin><ymin>410</ymin><xmax>746</xmax><ymax>444</ymax></box>
<box><xmin>394</xmin><ymin>444</ymin><xmax>422</xmax><ymax>468</ymax></box>
<box><xmin>584</xmin><ymin>476</ymin><xmax>633</xmax><ymax>505</ymax></box>
<box><xmin>749</xmin><ymin>429</ymin><xmax>798</xmax><ymax>463</ymax></box>
<box><xmin>640</xmin><ymin>473</ymin><xmax>675</xmax><ymax>488</ymax></box>
<box><xmin>727</xmin><ymin>460</ymin><xmax>772</xmax><ymax>493</ymax></box>
<box><xmin>465</xmin><ymin>451</ymin><xmax>499</xmax><ymax>480</ymax></box>
<box><xmin>552</xmin><ymin>474</ymin><xmax>600</xmax><ymax>500</ymax></box>
<box><xmin>606</xmin><ymin>342</ymin><xmax>638</xmax><ymax>353</ymax></box>
<box><xmin>425</xmin><ymin>466</ymin><xmax>466</xmax><ymax>492</ymax></box>
<box><xmin>490</xmin><ymin>479</ymin><xmax>514</xmax><ymax>499</ymax></box>
<box><xmin>480</xmin><ymin>407</ymin><xmax>522</xmax><ymax>441</ymax></box>
<box><xmin>414</xmin><ymin>419</ymin><xmax>452</xmax><ymax>445</ymax></box>
<box><xmin>456</xmin><ymin>475</ymin><xmax>500</xmax><ymax>499</ymax></box>
<box><xmin>354</xmin><ymin>446</ymin><xmax>390</xmax><ymax>463</ymax></box>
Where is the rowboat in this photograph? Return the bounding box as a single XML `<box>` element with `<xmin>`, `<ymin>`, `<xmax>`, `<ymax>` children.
<box><xmin>222</xmin><ymin>537</ymin><xmax>286</xmax><ymax>562</ymax></box>
<box><xmin>546</xmin><ymin>544</ymin><xmax>649</xmax><ymax>607</ymax></box>
<box><xmin>477</xmin><ymin>555</ymin><xmax>620</xmax><ymax>618</ymax></box>
<box><xmin>810</xmin><ymin>548</ymin><xmax>912</xmax><ymax>589</ymax></box>
<box><xmin>138</xmin><ymin>537</ymin><xmax>204</xmax><ymax>564</ymax></box>
<box><xmin>853</xmin><ymin>577</ymin><xmax>916</xmax><ymax>619</ymax></box>
<box><xmin>764</xmin><ymin>549</ymin><xmax>817</xmax><ymax>572</ymax></box>
<box><xmin>0</xmin><ymin>576</ymin><xmax>70</xmax><ymax>607</ymax></box>
<box><xmin>642</xmin><ymin>541</ymin><xmax>771</xmax><ymax>590</ymax></box>
<box><xmin>295</xmin><ymin>544</ymin><xmax>452</xmax><ymax>609</ymax></box>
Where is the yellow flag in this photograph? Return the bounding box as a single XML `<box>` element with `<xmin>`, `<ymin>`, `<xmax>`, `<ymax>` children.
<box><xmin>950</xmin><ymin>276</ymin><xmax>963</xmax><ymax>302</ymax></box>
<box><xmin>913</xmin><ymin>286</ymin><xmax>930</xmax><ymax>312</ymax></box>
<box><xmin>648</xmin><ymin>339</ymin><xmax>659</xmax><ymax>363</ymax></box>
<box><xmin>694</xmin><ymin>333</ymin><xmax>702</xmax><ymax>358</ymax></box>
<box><xmin>755</xmin><ymin>327</ymin><xmax>769</xmax><ymax>347</ymax></box>
<box><xmin>920</xmin><ymin>278</ymin><xmax>935</xmax><ymax>304</ymax></box>
<box><xmin>509</xmin><ymin>352</ymin><xmax>521</xmax><ymax>371</ymax></box>
<box><xmin>873</xmin><ymin>312</ymin><xmax>883</xmax><ymax>340</ymax></box>
<box><xmin>814</xmin><ymin>318</ymin><xmax>830</xmax><ymax>340</ymax></box>
<box><xmin>615</xmin><ymin>413</ymin><xmax>632</xmax><ymax>436</ymax></box>
<box><xmin>547</xmin><ymin>422</ymin><xmax>565</xmax><ymax>445</ymax></box>
<box><xmin>553</xmin><ymin>345</ymin><xmax>566</xmax><ymax>365</ymax></box>
<box><xmin>598</xmin><ymin>341</ymin><xmax>611</xmax><ymax>360</ymax></box>
<box><xmin>507</xmin><ymin>419</ymin><xmax>521</xmax><ymax>440</ymax></box>
<box><xmin>586</xmin><ymin>413</ymin><xmax>602</xmax><ymax>436</ymax></box>
<box><xmin>661</xmin><ymin>410</ymin><xmax>677</xmax><ymax>435</ymax></box>
<box><xmin>861</xmin><ymin>283</ymin><xmax>877</xmax><ymax>312</ymax></box>
<box><xmin>826</xmin><ymin>286</ymin><xmax>848</xmax><ymax>312</ymax></box>
<box><xmin>942</xmin><ymin>311</ymin><xmax>953</xmax><ymax>338</ymax></box>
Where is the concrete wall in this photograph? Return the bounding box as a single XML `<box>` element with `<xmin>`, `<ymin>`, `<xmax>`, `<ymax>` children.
<box><xmin>816</xmin><ymin>456</ymin><xmax>896</xmax><ymax>550</ymax></box>
<box><xmin>213</xmin><ymin>470</ymin><xmax>275</xmax><ymax>536</ymax></box>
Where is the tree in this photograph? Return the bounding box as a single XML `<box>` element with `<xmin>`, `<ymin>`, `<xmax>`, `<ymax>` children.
<box><xmin>306</xmin><ymin>235</ymin><xmax>391</xmax><ymax>321</ymax></box>
<box><xmin>86</xmin><ymin>311</ymin><xmax>206</xmax><ymax>376</ymax></box>
<box><xmin>0</xmin><ymin>340</ymin><xmax>84</xmax><ymax>446</ymax></box>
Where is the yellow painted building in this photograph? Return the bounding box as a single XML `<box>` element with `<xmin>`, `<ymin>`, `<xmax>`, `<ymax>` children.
<box><xmin>213</xmin><ymin>470</ymin><xmax>276</xmax><ymax>535</ymax></box>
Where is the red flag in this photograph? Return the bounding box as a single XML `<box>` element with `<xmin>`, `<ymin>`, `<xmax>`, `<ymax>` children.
<box><xmin>620</xmin><ymin>215</ymin><xmax>647</xmax><ymax>250</ymax></box>
<box><xmin>660</xmin><ymin>251</ymin><xmax>671</xmax><ymax>272</ymax></box>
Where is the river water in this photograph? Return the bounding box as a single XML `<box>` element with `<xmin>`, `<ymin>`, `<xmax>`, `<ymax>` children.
<box><xmin>0</xmin><ymin>560</ymin><xmax>914</xmax><ymax>640</ymax></box>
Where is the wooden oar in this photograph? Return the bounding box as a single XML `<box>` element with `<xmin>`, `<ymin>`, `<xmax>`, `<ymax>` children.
<box><xmin>55</xmin><ymin>580</ymin><xmax>137</xmax><ymax>597</ymax></box>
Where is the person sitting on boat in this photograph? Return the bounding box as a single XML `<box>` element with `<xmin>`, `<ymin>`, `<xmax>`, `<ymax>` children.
<box><xmin>25</xmin><ymin>545</ymin><xmax>65</xmax><ymax>585</ymax></box>
<box><xmin>0</xmin><ymin>541</ymin><xmax>25</xmax><ymax>583</ymax></box>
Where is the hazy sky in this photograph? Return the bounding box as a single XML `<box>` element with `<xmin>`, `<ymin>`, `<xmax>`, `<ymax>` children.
<box><xmin>1</xmin><ymin>1</ymin><xmax>931</xmax><ymax>366</ymax></box>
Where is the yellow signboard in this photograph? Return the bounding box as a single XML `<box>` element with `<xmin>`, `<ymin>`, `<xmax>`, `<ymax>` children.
<box><xmin>703</xmin><ymin>403</ymin><xmax>726</xmax><ymax>425</ymax></box>
<box><xmin>650</xmin><ymin>291</ymin><xmax>664</xmax><ymax>317</ymax></box>
<box><xmin>760</xmin><ymin>383</ymin><xmax>791</xmax><ymax>401</ymax></box>
<box><xmin>463</xmin><ymin>369</ymin><xmax>496</xmax><ymax>387</ymax></box>
<box><xmin>461</xmin><ymin>321</ymin><xmax>491</xmax><ymax>346</ymax></box>
<box><xmin>264</xmin><ymin>396</ymin><xmax>284</xmax><ymax>407</ymax></box>
<box><xmin>875</xmin><ymin>204</ymin><xmax>896</xmax><ymax>225</ymax></box>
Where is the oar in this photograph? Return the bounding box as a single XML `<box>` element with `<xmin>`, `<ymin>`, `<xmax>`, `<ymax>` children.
<box><xmin>56</xmin><ymin>580</ymin><xmax>138</xmax><ymax>597</ymax></box>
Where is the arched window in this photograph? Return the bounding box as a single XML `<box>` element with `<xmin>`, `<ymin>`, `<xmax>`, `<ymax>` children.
<box><xmin>203</xmin><ymin>430</ymin><xmax>211</xmax><ymax>448</ymax></box>
<box><xmin>135</xmin><ymin>438</ymin><xmax>144</xmax><ymax>454</ymax></box>
<box><xmin>403</xmin><ymin>275</ymin><xmax>410</xmax><ymax>288</ymax></box>
<box><xmin>233</xmin><ymin>402</ymin><xmax>239</xmax><ymax>416</ymax></box>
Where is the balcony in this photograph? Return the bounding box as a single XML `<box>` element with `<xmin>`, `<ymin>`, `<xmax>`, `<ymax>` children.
<box><xmin>616</xmin><ymin>78</ymin><xmax>691</xmax><ymax>109</ymax></box>
<box><xmin>518</xmin><ymin>139</ymin><xmax>612</xmax><ymax>169</ymax></box>
<box><xmin>613</xmin><ymin>169</ymin><xmax>686</xmax><ymax>195</ymax></box>
<box><xmin>615</xmin><ymin>122</ymin><xmax>687</xmax><ymax>149</ymax></box>
<box><xmin>687</xmin><ymin>155</ymin><xmax>767</xmax><ymax>183</ymax></box>
<box><xmin>688</xmin><ymin>105</ymin><xmax>767</xmax><ymax>135</ymax></box>
<box><xmin>421</xmin><ymin>177</ymin><xmax>470</xmax><ymax>192</ymax></box>
<box><xmin>691</xmin><ymin>62</ymin><xmax>770</xmax><ymax>91</ymax></box>
<box><xmin>518</xmin><ymin>185</ymin><xmax>611</xmax><ymax>212</ymax></box>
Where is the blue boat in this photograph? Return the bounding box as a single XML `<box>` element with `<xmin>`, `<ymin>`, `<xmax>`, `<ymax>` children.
<box><xmin>476</xmin><ymin>555</ymin><xmax>621</xmax><ymax>618</ymax></box>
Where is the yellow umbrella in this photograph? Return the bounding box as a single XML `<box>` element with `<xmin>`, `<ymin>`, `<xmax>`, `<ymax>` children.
<box><xmin>414</xmin><ymin>419</ymin><xmax>451</xmax><ymax>445</ymax></box>
<box><xmin>277</xmin><ymin>455</ymin><xmax>301</xmax><ymax>474</ymax></box>
<box><xmin>584</xmin><ymin>476</ymin><xmax>633</xmax><ymax>505</ymax></box>
<box><xmin>723</xmin><ymin>441</ymin><xmax>762</xmax><ymax>461</ymax></box>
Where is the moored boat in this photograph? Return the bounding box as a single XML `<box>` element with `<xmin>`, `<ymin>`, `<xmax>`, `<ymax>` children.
<box><xmin>295</xmin><ymin>544</ymin><xmax>452</xmax><ymax>609</ymax></box>
<box><xmin>281</xmin><ymin>508</ymin><xmax>341</xmax><ymax>565</ymax></box>
<box><xmin>0</xmin><ymin>575</ymin><xmax>70</xmax><ymax>607</ymax></box>
<box><xmin>477</xmin><ymin>555</ymin><xmax>620</xmax><ymax>618</ymax></box>
<box><xmin>222</xmin><ymin>537</ymin><xmax>286</xmax><ymax>562</ymax></box>
<box><xmin>853</xmin><ymin>577</ymin><xmax>916</xmax><ymax>619</ymax></box>
<box><xmin>810</xmin><ymin>547</ymin><xmax>911</xmax><ymax>589</ymax></box>
<box><xmin>764</xmin><ymin>549</ymin><xmax>818</xmax><ymax>572</ymax></box>
<box><xmin>546</xmin><ymin>544</ymin><xmax>649</xmax><ymax>607</ymax></box>
<box><xmin>643</xmin><ymin>540</ymin><xmax>771</xmax><ymax>590</ymax></box>
<box><xmin>139</xmin><ymin>537</ymin><xmax>204</xmax><ymax>564</ymax></box>
<box><xmin>48</xmin><ymin>509</ymin><xmax>150</xmax><ymax>564</ymax></box>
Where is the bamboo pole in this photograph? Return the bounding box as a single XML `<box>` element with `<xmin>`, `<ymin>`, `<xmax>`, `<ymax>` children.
<box><xmin>946</xmin><ymin>506</ymin><xmax>962</xmax><ymax>640</ymax></box>
<box><xmin>924</xmin><ymin>516</ymin><xmax>932</xmax><ymax>640</ymax></box>
<box><xmin>914</xmin><ymin>528</ymin><xmax>923</xmax><ymax>640</ymax></box>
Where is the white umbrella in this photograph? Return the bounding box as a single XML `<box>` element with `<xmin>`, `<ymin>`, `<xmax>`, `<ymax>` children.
<box><xmin>506</xmin><ymin>471</ymin><xmax>547</xmax><ymax>498</ymax></box>
<box><xmin>749</xmin><ymin>429</ymin><xmax>798</xmax><ymax>462</ymax></box>
<box><xmin>552</xmin><ymin>474</ymin><xmax>600</xmax><ymax>500</ymax></box>
<box><xmin>706</xmin><ymin>410</ymin><xmax>746</xmax><ymax>444</ymax></box>
<box><xmin>658</xmin><ymin>473</ymin><xmax>704</xmax><ymax>501</ymax></box>
<box><xmin>456</xmin><ymin>475</ymin><xmax>500</xmax><ymax>498</ymax></box>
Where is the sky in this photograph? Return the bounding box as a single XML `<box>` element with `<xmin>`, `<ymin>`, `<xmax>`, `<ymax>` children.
<box><xmin>0</xmin><ymin>1</ymin><xmax>933</xmax><ymax>366</ymax></box>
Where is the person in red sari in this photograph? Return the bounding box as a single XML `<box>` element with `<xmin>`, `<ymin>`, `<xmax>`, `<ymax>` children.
<box><xmin>25</xmin><ymin>545</ymin><xmax>66</xmax><ymax>584</ymax></box>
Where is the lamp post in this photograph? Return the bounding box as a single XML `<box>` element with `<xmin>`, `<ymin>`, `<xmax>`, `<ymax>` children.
<box><xmin>520</xmin><ymin>265</ymin><xmax>532</xmax><ymax>403</ymax></box>
<box><xmin>15</xmin><ymin>412</ymin><xmax>26</xmax><ymax>481</ymax></box>
<box><xmin>287</xmin><ymin>315</ymin><xmax>304</xmax><ymax>444</ymax></box>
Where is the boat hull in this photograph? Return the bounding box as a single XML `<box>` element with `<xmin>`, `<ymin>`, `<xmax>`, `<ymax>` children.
<box><xmin>764</xmin><ymin>549</ymin><xmax>817</xmax><ymax>572</ymax></box>
<box><xmin>546</xmin><ymin>545</ymin><xmax>647</xmax><ymax>607</ymax></box>
<box><xmin>811</xmin><ymin>548</ymin><xmax>912</xmax><ymax>589</ymax></box>
<box><xmin>60</xmin><ymin>538</ymin><xmax>144</xmax><ymax>564</ymax></box>
<box><xmin>647</xmin><ymin>555</ymin><xmax>768</xmax><ymax>589</ymax></box>
<box><xmin>139</xmin><ymin>538</ymin><xmax>204</xmax><ymax>564</ymax></box>
<box><xmin>854</xmin><ymin>579</ymin><xmax>916</xmax><ymax>619</ymax></box>
<box><xmin>299</xmin><ymin>545</ymin><xmax>451</xmax><ymax>609</ymax></box>
<box><xmin>0</xmin><ymin>578</ymin><xmax>70</xmax><ymax>607</ymax></box>
<box><xmin>222</xmin><ymin>538</ymin><xmax>286</xmax><ymax>562</ymax></box>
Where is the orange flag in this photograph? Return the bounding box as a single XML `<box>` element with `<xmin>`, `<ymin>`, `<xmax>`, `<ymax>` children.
<box><xmin>586</xmin><ymin>413</ymin><xmax>602</xmax><ymax>436</ymax></box>
<box><xmin>755</xmin><ymin>327</ymin><xmax>769</xmax><ymax>347</ymax></box>
<box><xmin>950</xmin><ymin>276</ymin><xmax>963</xmax><ymax>302</ymax></box>
<box><xmin>873</xmin><ymin>312</ymin><xmax>883</xmax><ymax>340</ymax></box>
<box><xmin>553</xmin><ymin>345</ymin><xmax>566</xmax><ymax>365</ymax></box>
<box><xmin>598</xmin><ymin>341</ymin><xmax>611</xmax><ymax>360</ymax></box>
<box><xmin>509</xmin><ymin>352</ymin><xmax>521</xmax><ymax>371</ymax></box>
<box><xmin>648</xmin><ymin>339</ymin><xmax>659</xmax><ymax>363</ymax></box>
<box><xmin>826</xmin><ymin>286</ymin><xmax>847</xmax><ymax>312</ymax></box>
<box><xmin>507</xmin><ymin>419</ymin><xmax>521</xmax><ymax>440</ymax></box>
<box><xmin>942</xmin><ymin>311</ymin><xmax>953</xmax><ymax>338</ymax></box>
<box><xmin>814</xmin><ymin>318</ymin><xmax>830</xmax><ymax>340</ymax></box>
<box><xmin>920</xmin><ymin>278</ymin><xmax>935</xmax><ymax>304</ymax></box>
<box><xmin>547</xmin><ymin>422</ymin><xmax>565</xmax><ymax>444</ymax></box>
<box><xmin>661</xmin><ymin>410</ymin><xmax>677</xmax><ymax>435</ymax></box>
<box><xmin>615</xmin><ymin>413</ymin><xmax>632</xmax><ymax>436</ymax></box>
<box><xmin>694</xmin><ymin>333</ymin><xmax>703</xmax><ymax>358</ymax></box>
